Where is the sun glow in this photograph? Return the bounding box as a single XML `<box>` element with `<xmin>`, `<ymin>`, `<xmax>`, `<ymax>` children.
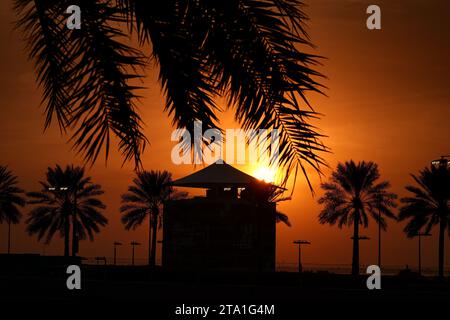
<box><xmin>253</xmin><ymin>166</ymin><xmax>277</xmax><ymax>183</ymax></box>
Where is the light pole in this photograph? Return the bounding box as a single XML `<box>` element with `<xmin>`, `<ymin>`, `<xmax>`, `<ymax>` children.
<box><xmin>48</xmin><ymin>186</ymin><xmax>70</xmax><ymax>257</ymax></box>
<box><xmin>7</xmin><ymin>218</ymin><xmax>11</xmax><ymax>254</ymax></box>
<box><xmin>113</xmin><ymin>241</ymin><xmax>122</xmax><ymax>265</ymax></box>
<box><xmin>431</xmin><ymin>156</ymin><xmax>449</xmax><ymax>278</ymax></box>
<box><xmin>416</xmin><ymin>232</ymin><xmax>431</xmax><ymax>276</ymax></box>
<box><xmin>131</xmin><ymin>241</ymin><xmax>141</xmax><ymax>266</ymax></box>
<box><xmin>293</xmin><ymin>240</ymin><xmax>311</xmax><ymax>273</ymax></box>
<box><xmin>378</xmin><ymin>210</ymin><xmax>382</xmax><ymax>268</ymax></box>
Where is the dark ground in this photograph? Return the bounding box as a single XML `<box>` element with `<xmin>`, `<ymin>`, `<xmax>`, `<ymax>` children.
<box><xmin>1</xmin><ymin>260</ymin><xmax>449</xmax><ymax>318</ymax></box>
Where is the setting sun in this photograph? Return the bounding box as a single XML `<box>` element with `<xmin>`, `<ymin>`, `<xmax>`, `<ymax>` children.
<box><xmin>253</xmin><ymin>166</ymin><xmax>277</xmax><ymax>183</ymax></box>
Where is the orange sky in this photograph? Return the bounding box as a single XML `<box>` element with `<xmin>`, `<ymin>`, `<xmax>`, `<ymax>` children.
<box><xmin>1</xmin><ymin>0</ymin><xmax>449</xmax><ymax>270</ymax></box>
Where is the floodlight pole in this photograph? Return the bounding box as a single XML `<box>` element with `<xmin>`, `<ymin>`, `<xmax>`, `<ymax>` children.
<box><xmin>7</xmin><ymin>220</ymin><xmax>11</xmax><ymax>254</ymax></box>
<box><xmin>430</xmin><ymin>156</ymin><xmax>448</xmax><ymax>278</ymax></box>
<box><xmin>293</xmin><ymin>240</ymin><xmax>311</xmax><ymax>273</ymax></box>
<box><xmin>378</xmin><ymin>210</ymin><xmax>382</xmax><ymax>268</ymax></box>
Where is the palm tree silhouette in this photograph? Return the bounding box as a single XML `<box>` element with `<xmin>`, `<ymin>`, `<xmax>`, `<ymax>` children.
<box><xmin>14</xmin><ymin>1</ymin><xmax>327</xmax><ymax>189</ymax></box>
<box><xmin>0</xmin><ymin>166</ymin><xmax>26</xmax><ymax>254</ymax></box>
<box><xmin>318</xmin><ymin>160</ymin><xmax>397</xmax><ymax>276</ymax></box>
<box><xmin>26</xmin><ymin>165</ymin><xmax>108</xmax><ymax>256</ymax></box>
<box><xmin>120</xmin><ymin>170</ymin><xmax>186</xmax><ymax>266</ymax></box>
<box><xmin>399</xmin><ymin>165</ymin><xmax>450</xmax><ymax>278</ymax></box>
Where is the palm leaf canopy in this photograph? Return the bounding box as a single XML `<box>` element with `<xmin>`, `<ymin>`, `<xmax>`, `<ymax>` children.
<box><xmin>26</xmin><ymin>165</ymin><xmax>107</xmax><ymax>243</ymax></box>
<box><xmin>15</xmin><ymin>0</ymin><xmax>328</xmax><ymax>190</ymax></box>
<box><xmin>121</xmin><ymin>170</ymin><xmax>185</xmax><ymax>230</ymax></box>
<box><xmin>0</xmin><ymin>166</ymin><xmax>26</xmax><ymax>224</ymax></box>
<box><xmin>399</xmin><ymin>166</ymin><xmax>450</xmax><ymax>237</ymax></box>
<box><xmin>318</xmin><ymin>160</ymin><xmax>397</xmax><ymax>230</ymax></box>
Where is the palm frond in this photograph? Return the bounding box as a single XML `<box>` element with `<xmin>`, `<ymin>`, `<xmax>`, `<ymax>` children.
<box><xmin>399</xmin><ymin>166</ymin><xmax>450</xmax><ymax>238</ymax></box>
<box><xmin>318</xmin><ymin>160</ymin><xmax>397</xmax><ymax>230</ymax></box>
<box><xmin>17</xmin><ymin>0</ymin><xmax>329</xmax><ymax>188</ymax></box>
<box><xmin>26</xmin><ymin>164</ymin><xmax>107</xmax><ymax>247</ymax></box>
<box><xmin>15</xmin><ymin>0</ymin><xmax>148</xmax><ymax>167</ymax></box>
<box><xmin>0</xmin><ymin>166</ymin><xmax>26</xmax><ymax>224</ymax></box>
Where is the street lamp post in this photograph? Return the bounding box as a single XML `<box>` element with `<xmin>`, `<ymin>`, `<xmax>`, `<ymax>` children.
<box><xmin>378</xmin><ymin>210</ymin><xmax>382</xmax><ymax>268</ymax></box>
<box><xmin>113</xmin><ymin>241</ymin><xmax>122</xmax><ymax>265</ymax></box>
<box><xmin>7</xmin><ymin>219</ymin><xmax>11</xmax><ymax>254</ymax></box>
<box><xmin>416</xmin><ymin>232</ymin><xmax>432</xmax><ymax>276</ymax></box>
<box><xmin>293</xmin><ymin>240</ymin><xmax>311</xmax><ymax>273</ymax></box>
<box><xmin>430</xmin><ymin>156</ymin><xmax>449</xmax><ymax>278</ymax></box>
<box><xmin>130</xmin><ymin>241</ymin><xmax>141</xmax><ymax>266</ymax></box>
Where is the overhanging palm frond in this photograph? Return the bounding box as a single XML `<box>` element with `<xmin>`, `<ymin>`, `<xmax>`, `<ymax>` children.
<box><xmin>14</xmin><ymin>0</ymin><xmax>71</xmax><ymax>131</ymax></box>
<box><xmin>16</xmin><ymin>0</ymin><xmax>328</xmax><ymax>189</ymax></box>
<box><xmin>15</xmin><ymin>0</ymin><xmax>148</xmax><ymax>167</ymax></box>
<box><xmin>276</xmin><ymin>211</ymin><xmax>291</xmax><ymax>227</ymax></box>
<box><xmin>169</xmin><ymin>0</ymin><xmax>327</xmax><ymax>190</ymax></box>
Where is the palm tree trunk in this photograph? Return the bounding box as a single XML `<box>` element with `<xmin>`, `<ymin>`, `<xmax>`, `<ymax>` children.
<box><xmin>64</xmin><ymin>193</ymin><xmax>70</xmax><ymax>257</ymax></box>
<box><xmin>148</xmin><ymin>212</ymin><xmax>152</xmax><ymax>265</ymax></box>
<box><xmin>438</xmin><ymin>217</ymin><xmax>445</xmax><ymax>278</ymax></box>
<box><xmin>7</xmin><ymin>220</ymin><xmax>11</xmax><ymax>254</ymax></box>
<box><xmin>71</xmin><ymin>228</ymin><xmax>78</xmax><ymax>257</ymax></box>
<box><xmin>64</xmin><ymin>217</ymin><xmax>70</xmax><ymax>257</ymax></box>
<box><xmin>150</xmin><ymin>212</ymin><xmax>158</xmax><ymax>267</ymax></box>
<box><xmin>352</xmin><ymin>213</ymin><xmax>360</xmax><ymax>276</ymax></box>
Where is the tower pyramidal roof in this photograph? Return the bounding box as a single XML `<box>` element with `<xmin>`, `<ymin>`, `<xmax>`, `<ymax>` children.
<box><xmin>172</xmin><ymin>161</ymin><xmax>259</xmax><ymax>189</ymax></box>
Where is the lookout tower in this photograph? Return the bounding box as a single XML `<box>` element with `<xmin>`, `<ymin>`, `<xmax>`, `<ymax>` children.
<box><xmin>162</xmin><ymin>161</ymin><xmax>277</xmax><ymax>272</ymax></box>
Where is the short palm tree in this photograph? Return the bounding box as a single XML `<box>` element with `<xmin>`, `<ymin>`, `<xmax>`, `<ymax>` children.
<box><xmin>0</xmin><ymin>166</ymin><xmax>26</xmax><ymax>254</ymax></box>
<box><xmin>26</xmin><ymin>165</ymin><xmax>108</xmax><ymax>256</ymax></box>
<box><xmin>318</xmin><ymin>160</ymin><xmax>397</xmax><ymax>276</ymax></box>
<box><xmin>399</xmin><ymin>165</ymin><xmax>450</xmax><ymax>278</ymax></box>
<box><xmin>121</xmin><ymin>170</ymin><xmax>185</xmax><ymax>266</ymax></box>
<box><xmin>14</xmin><ymin>0</ymin><xmax>327</xmax><ymax>189</ymax></box>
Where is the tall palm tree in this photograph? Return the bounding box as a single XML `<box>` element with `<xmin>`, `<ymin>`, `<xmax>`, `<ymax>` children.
<box><xmin>399</xmin><ymin>165</ymin><xmax>450</xmax><ymax>278</ymax></box>
<box><xmin>14</xmin><ymin>0</ymin><xmax>328</xmax><ymax>190</ymax></box>
<box><xmin>26</xmin><ymin>165</ymin><xmax>108</xmax><ymax>256</ymax></box>
<box><xmin>318</xmin><ymin>160</ymin><xmax>397</xmax><ymax>276</ymax></box>
<box><xmin>0</xmin><ymin>166</ymin><xmax>26</xmax><ymax>254</ymax></box>
<box><xmin>121</xmin><ymin>170</ymin><xmax>185</xmax><ymax>266</ymax></box>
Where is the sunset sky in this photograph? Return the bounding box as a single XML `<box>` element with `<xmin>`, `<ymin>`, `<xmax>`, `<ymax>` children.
<box><xmin>1</xmin><ymin>0</ymin><xmax>449</xmax><ymax>270</ymax></box>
